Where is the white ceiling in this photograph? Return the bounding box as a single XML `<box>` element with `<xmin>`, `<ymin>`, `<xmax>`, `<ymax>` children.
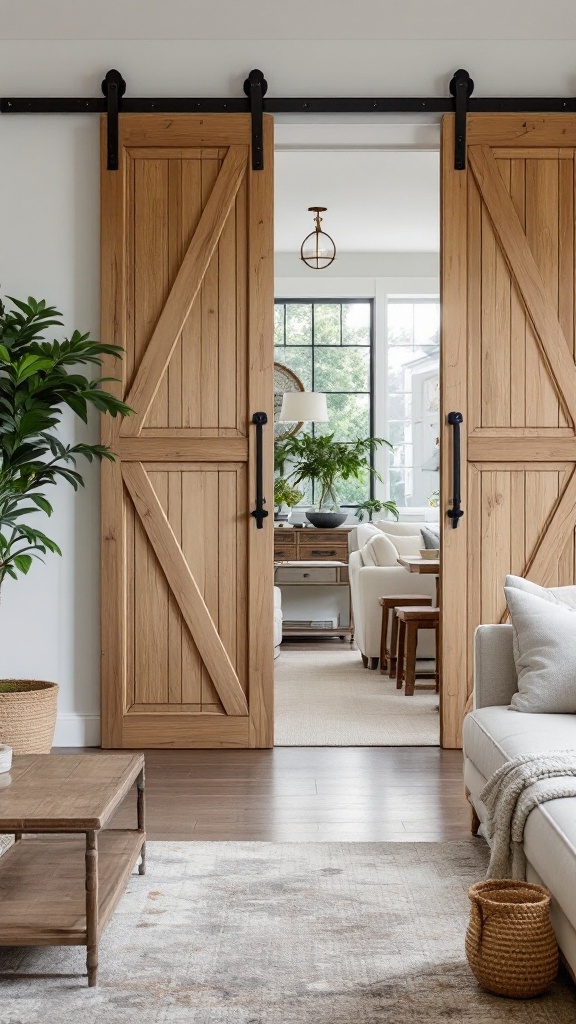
<box><xmin>274</xmin><ymin>148</ymin><xmax>439</xmax><ymax>254</ymax></box>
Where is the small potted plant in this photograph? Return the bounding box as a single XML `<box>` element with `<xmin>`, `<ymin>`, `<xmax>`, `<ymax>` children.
<box><xmin>275</xmin><ymin>432</ymin><xmax>394</xmax><ymax>529</ymax></box>
<box><xmin>355</xmin><ymin>498</ymin><xmax>399</xmax><ymax>523</ymax></box>
<box><xmin>0</xmin><ymin>295</ymin><xmax>130</xmax><ymax>753</ymax></box>
<box><xmin>273</xmin><ymin>477</ymin><xmax>303</xmax><ymax>521</ymax></box>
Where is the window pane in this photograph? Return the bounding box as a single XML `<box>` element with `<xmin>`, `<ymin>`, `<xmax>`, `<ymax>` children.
<box><xmin>342</xmin><ymin>303</ymin><xmax>371</xmax><ymax>345</ymax></box>
<box><xmin>414</xmin><ymin>303</ymin><xmax>440</xmax><ymax>347</ymax></box>
<box><xmin>274</xmin><ymin>304</ymin><xmax>285</xmax><ymax>346</ymax></box>
<box><xmin>388</xmin><ymin>303</ymin><xmax>414</xmax><ymax>344</ymax></box>
<box><xmin>285</xmin><ymin>304</ymin><xmax>312</xmax><ymax>345</ymax></box>
<box><xmin>314</xmin><ymin>347</ymin><xmax>370</xmax><ymax>392</ymax></box>
<box><xmin>313</xmin><ymin>303</ymin><xmax>341</xmax><ymax>345</ymax></box>
<box><xmin>388</xmin><ymin>393</ymin><xmax>411</xmax><ymax>419</ymax></box>
<box><xmin>316</xmin><ymin>393</ymin><xmax>370</xmax><ymax>443</ymax></box>
<box><xmin>389</xmin><ymin>469</ymin><xmax>407</xmax><ymax>506</ymax></box>
<box><xmin>274</xmin><ymin>347</ymin><xmax>313</xmax><ymax>390</ymax></box>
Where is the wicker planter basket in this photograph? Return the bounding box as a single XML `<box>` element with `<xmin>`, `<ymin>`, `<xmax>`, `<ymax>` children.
<box><xmin>0</xmin><ymin>680</ymin><xmax>59</xmax><ymax>754</ymax></box>
<box><xmin>466</xmin><ymin>880</ymin><xmax>558</xmax><ymax>998</ymax></box>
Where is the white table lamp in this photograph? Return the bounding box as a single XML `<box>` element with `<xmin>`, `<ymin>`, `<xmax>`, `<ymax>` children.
<box><xmin>278</xmin><ymin>391</ymin><xmax>328</xmax><ymax>423</ymax></box>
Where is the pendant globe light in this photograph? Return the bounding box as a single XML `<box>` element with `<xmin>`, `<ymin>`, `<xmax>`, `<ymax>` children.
<box><xmin>300</xmin><ymin>207</ymin><xmax>336</xmax><ymax>270</ymax></box>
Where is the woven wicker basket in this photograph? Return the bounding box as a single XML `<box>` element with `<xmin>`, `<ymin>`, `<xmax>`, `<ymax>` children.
<box><xmin>466</xmin><ymin>880</ymin><xmax>558</xmax><ymax>998</ymax></box>
<box><xmin>0</xmin><ymin>680</ymin><xmax>59</xmax><ymax>754</ymax></box>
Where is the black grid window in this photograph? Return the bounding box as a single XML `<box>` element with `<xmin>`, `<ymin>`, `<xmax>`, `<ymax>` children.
<box><xmin>274</xmin><ymin>299</ymin><xmax>374</xmax><ymax>506</ymax></box>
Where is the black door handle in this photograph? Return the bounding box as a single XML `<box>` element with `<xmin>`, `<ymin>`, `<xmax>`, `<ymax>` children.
<box><xmin>447</xmin><ymin>411</ymin><xmax>464</xmax><ymax>529</ymax></box>
<box><xmin>251</xmin><ymin>412</ymin><xmax>269</xmax><ymax>529</ymax></box>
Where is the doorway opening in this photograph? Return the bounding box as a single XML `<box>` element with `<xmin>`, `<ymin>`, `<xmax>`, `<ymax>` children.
<box><xmin>272</xmin><ymin>120</ymin><xmax>441</xmax><ymax>746</ymax></box>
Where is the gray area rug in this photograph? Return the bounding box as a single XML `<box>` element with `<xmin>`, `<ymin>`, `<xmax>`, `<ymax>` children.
<box><xmin>0</xmin><ymin>841</ymin><xmax>574</xmax><ymax>1022</ymax></box>
<box><xmin>275</xmin><ymin>649</ymin><xmax>439</xmax><ymax>745</ymax></box>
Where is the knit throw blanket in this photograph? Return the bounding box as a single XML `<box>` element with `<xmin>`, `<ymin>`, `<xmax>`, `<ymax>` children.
<box><xmin>480</xmin><ymin>751</ymin><xmax>576</xmax><ymax>880</ymax></box>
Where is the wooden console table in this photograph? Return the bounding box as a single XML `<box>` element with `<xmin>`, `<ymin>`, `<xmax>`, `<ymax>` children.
<box><xmin>0</xmin><ymin>753</ymin><xmax>145</xmax><ymax>986</ymax></box>
<box><xmin>274</xmin><ymin>525</ymin><xmax>353</xmax><ymax>563</ymax></box>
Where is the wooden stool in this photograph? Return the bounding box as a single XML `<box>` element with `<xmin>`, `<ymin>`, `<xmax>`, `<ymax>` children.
<box><xmin>395</xmin><ymin>607</ymin><xmax>439</xmax><ymax>696</ymax></box>
<box><xmin>381</xmin><ymin>595</ymin><xmax>432</xmax><ymax>677</ymax></box>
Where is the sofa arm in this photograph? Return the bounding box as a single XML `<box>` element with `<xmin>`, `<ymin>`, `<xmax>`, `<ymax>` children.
<box><xmin>474</xmin><ymin>624</ymin><xmax>518</xmax><ymax>708</ymax></box>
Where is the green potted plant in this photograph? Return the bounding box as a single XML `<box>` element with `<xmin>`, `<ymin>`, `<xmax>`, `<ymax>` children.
<box><xmin>0</xmin><ymin>295</ymin><xmax>130</xmax><ymax>753</ymax></box>
<box><xmin>273</xmin><ymin>477</ymin><xmax>303</xmax><ymax>521</ymax></box>
<box><xmin>275</xmin><ymin>432</ymin><xmax>394</xmax><ymax>529</ymax></box>
<box><xmin>355</xmin><ymin>498</ymin><xmax>399</xmax><ymax>523</ymax></box>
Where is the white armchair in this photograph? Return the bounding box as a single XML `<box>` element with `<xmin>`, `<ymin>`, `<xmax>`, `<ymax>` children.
<box><xmin>348</xmin><ymin>521</ymin><xmax>437</xmax><ymax>668</ymax></box>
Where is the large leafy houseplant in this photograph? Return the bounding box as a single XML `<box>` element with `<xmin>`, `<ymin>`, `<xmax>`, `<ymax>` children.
<box><xmin>275</xmin><ymin>431</ymin><xmax>398</xmax><ymax>515</ymax></box>
<box><xmin>0</xmin><ymin>295</ymin><xmax>130</xmax><ymax>587</ymax></box>
<box><xmin>0</xmin><ymin>294</ymin><xmax>130</xmax><ymax>756</ymax></box>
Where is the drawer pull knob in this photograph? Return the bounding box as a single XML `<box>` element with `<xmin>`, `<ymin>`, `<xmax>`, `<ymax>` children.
<box><xmin>303</xmin><ymin>572</ymin><xmax>310</xmax><ymax>578</ymax></box>
<box><xmin>312</xmin><ymin>549</ymin><xmax>336</xmax><ymax>556</ymax></box>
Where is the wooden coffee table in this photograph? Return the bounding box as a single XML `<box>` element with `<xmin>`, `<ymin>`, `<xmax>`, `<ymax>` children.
<box><xmin>0</xmin><ymin>753</ymin><xmax>145</xmax><ymax>986</ymax></box>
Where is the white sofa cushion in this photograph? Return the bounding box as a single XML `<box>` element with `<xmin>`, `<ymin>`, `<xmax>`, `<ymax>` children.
<box><xmin>355</xmin><ymin>523</ymin><xmax>382</xmax><ymax>550</ymax></box>
<box><xmin>375</xmin><ymin>520</ymin><xmax>425</xmax><ymax>537</ymax></box>
<box><xmin>393</xmin><ymin>534</ymin><xmax>423</xmax><ymax>556</ymax></box>
<box><xmin>464</xmin><ymin>705</ymin><xmax>576</xmax><ymax>782</ymax></box>
<box><xmin>361</xmin><ymin>533</ymin><xmax>399</xmax><ymax>567</ymax></box>
<box><xmin>464</xmin><ymin>706</ymin><xmax>576</xmax><ymax>937</ymax></box>
<box><xmin>504</xmin><ymin>586</ymin><xmax>576</xmax><ymax>712</ymax></box>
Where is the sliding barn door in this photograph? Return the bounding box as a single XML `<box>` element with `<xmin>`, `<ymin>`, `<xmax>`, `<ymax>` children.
<box><xmin>100</xmin><ymin>114</ymin><xmax>274</xmax><ymax>748</ymax></box>
<box><xmin>441</xmin><ymin>115</ymin><xmax>576</xmax><ymax>747</ymax></box>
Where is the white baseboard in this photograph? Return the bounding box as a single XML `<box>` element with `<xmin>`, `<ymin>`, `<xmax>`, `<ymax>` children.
<box><xmin>53</xmin><ymin>714</ymin><xmax>101</xmax><ymax>748</ymax></box>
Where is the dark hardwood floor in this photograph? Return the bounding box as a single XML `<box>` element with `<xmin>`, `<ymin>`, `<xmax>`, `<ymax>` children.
<box><xmin>72</xmin><ymin>746</ymin><xmax>471</xmax><ymax>842</ymax></box>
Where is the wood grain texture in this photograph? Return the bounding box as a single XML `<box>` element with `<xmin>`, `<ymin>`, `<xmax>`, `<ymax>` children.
<box><xmin>123</xmin><ymin>463</ymin><xmax>248</xmax><ymax>717</ymax></box>
<box><xmin>469</xmin><ymin>145</ymin><xmax>576</xmax><ymax>424</ymax></box>
<box><xmin>442</xmin><ymin>116</ymin><xmax>576</xmax><ymax>748</ymax></box>
<box><xmin>247</xmin><ymin>116</ymin><xmax>275</xmax><ymax>748</ymax></box>
<box><xmin>122</xmin><ymin>146</ymin><xmax>247</xmax><ymax>435</ymax></box>
<box><xmin>440</xmin><ymin>115</ymin><xmax>469</xmax><ymax>749</ymax></box>
<box><xmin>101</xmin><ymin>115</ymin><xmax>274</xmax><ymax>748</ymax></box>
<box><xmin>62</xmin><ymin>745</ymin><xmax>471</xmax><ymax>842</ymax></box>
<box><xmin>0</xmin><ymin>754</ymin><xmax>143</xmax><ymax>831</ymax></box>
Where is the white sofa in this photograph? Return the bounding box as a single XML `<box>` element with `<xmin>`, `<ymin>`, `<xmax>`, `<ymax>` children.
<box><xmin>348</xmin><ymin>521</ymin><xmax>437</xmax><ymax>668</ymax></box>
<box><xmin>464</xmin><ymin>623</ymin><xmax>576</xmax><ymax>975</ymax></box>
<box><xmin>274</xmin><ymin>586</ymin><xmax>283</xmax><ymax>658</ymax></box>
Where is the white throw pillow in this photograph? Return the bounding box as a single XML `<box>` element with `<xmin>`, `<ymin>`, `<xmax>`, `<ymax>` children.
<box><xmin>505</xmin><ymin>585</ymin><xmax>576</xmax><ymax>713</ymax></box>
<box><xmin>361</xmin><ymin>533</ymin><xmax>399</xmax><ymax>567</ymax></box>
<box><xmin>392</xmin><ymin>535</ymin><xmax>423</xmax><ymax>556</ymax></box>
<box><xmin>505</xmin><ymin>574</ymin><xmax>576</xmax><ymax>609</ymax></box>
<box><xmin>355</xmin><ymin>524</ymin><xmax>381</xmax><ymax>550</ymax></box>
<box><xmin>376</xmin><ymin>520</ymin><xmax>425</xmax><ymax>537</ymax></box>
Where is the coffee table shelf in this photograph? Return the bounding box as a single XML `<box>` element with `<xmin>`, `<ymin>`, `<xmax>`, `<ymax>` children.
<box><xmin>0</xmin><ymin>753</ymin><xmax>145</xmax><ymax>985</ymax></box>
<box><xmin>0</xmin><ymin>829</ymin><xmax>143</xmax><ymax>946</ymax></box>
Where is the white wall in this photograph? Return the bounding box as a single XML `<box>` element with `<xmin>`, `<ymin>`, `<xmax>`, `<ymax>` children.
<box><xmin>0</xmin><ymin>13</ymin><xmax>573</xmax><ymax>744</ymax></box>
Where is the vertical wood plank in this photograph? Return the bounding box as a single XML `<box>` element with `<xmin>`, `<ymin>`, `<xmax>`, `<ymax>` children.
<box><xmin>201</xmin><ymin>158</ymin><xmax>221</xmax><ymax>430</ymax></box>
<box><xmin>558</xmin><ymin>155</ymin><xmax>574</xmax><ymax>427</ymax></box>
<box><xmin>525</xmin><ymin>159</ymin><xmax>560</xmax><ymax>427</ymax></box>
<box><xmin>134</xmin><ymin>160</ymin><xmax>169</xmax><ymax>428</ymax></box>
<box><xmin>100</xmin><ymin>118</ymin><xmax>128</xmax><ymax>746</ymax></box>
<box><xmin>440</xmin><ymin>115</ymin><xmax>469</xmax><ymax>749</ymax></box>
<box><xmin>247</xmin><ymin>115</ymin><xmax>275</xmax><ymax>747</ymax></box>
<box><xmin>168</xmin><ymin>472</ymin><xmax>183</xmax><ymax>704</ymax></box>
<box><xmin>181</xmin><ymin>471</ymin><xmax>204</xmax><ymax>705</ymax></box>
<box><xmin>467</xmin><ymin>174</ymin><xmax>482</xmax><ymax>431</ymax></box>
<box><xmin>219</xmin><ymin>184</ymin><xmax>237</xmax><ymax>429</ymax></box>
<box><xmin>135</xmin><ymin>471</ymin><xmax>169</xmax><ymax>704</ymax></box>
<box><xmin>168</xmin><ymin>160</ymin><xmax>184</xmax><ymax>430</ymax></box>
<box><xmin>201</xmin><ymin>472</ymin><xmax>221</xmax><ymax>708</ymax></box>
<box><xmin>481</xmin><ymin>471</ymin><xmax>510</xmax><ymax>624</ymax></box>
<box><xmin>509</xmin><ymin>159</ymin><xmax>527</xmax><ymax>427</ymax></box>
<box><xmin>181</xmin><ymin>159</ymin><xmax>203</xmax><ymax>429</ymax></box>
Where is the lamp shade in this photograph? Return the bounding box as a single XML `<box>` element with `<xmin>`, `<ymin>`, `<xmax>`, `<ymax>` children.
<box><xmin>278</xmin><ymin>391</ymin><xmax>328</xmax><ymax>423</ymax></box>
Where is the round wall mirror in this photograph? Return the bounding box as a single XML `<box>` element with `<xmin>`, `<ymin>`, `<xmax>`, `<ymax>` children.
<box><xmin>274</xmin><ymin>362</ymin><xmax>305</xmax><ymax>440</ymax></box>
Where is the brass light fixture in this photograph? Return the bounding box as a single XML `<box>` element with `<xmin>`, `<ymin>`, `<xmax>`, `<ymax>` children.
<box><xmin>300</xmin><ymin>206</ymin><xmax>336</xmax><ymax>270</ymax></box>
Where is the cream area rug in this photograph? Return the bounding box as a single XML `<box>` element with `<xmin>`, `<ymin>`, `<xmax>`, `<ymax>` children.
<box><xmin>275</xmin><ymin>648</ymin><xmax>439</xmax><ymax>745</ymax></box>
<box><xmin>0</xmin><ymin>841</ymin><xmax>574</xmax><ymax>1021</ymax></box>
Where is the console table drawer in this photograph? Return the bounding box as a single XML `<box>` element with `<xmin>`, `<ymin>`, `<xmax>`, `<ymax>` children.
<box><xmin>275</xmin><ymin>565</ymin><xmax>338</xmax><ymax>584</ymax></box>
<box><xmin>299</xmin><ymin>544</ymin><xmax>347</xmax><ymax>561</ymax></box>
<box><xmin>274</xmin><ymin>545</ymin><xmax>298</xmax><ymax>560</ymax></box>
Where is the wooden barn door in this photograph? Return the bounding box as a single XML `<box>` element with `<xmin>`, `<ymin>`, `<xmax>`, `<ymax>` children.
<box><xmin>100</xmin><ymin>115</ymin><xmax>274</xmax><ymax>748</ymax></box>
<box><xmin>441</xmin><ymin>115</ymin><xmax>576</xmax><ymax>747</ymax></box>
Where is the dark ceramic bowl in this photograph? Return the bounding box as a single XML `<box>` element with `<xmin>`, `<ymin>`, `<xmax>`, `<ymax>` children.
<box><xmin>305</xmin><ymin>511</ymin><xmax>348</xmax><ymax>529</ymax></box>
